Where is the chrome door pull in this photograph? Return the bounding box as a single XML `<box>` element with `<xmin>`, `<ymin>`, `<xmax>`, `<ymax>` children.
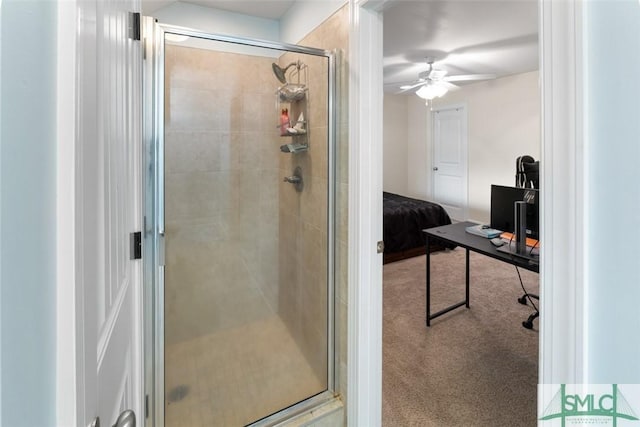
<box><xmin>113</xmin><ymin>410</ymin><xmax>135</xmax><ymax>427</ymax></box>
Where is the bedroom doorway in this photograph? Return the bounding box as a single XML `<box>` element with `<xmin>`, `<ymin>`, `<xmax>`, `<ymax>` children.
<box><xmin>379</xmin><ymin>0</ymin><xmax>540</xmax><ymax>425</ymax></box>
<box><xmin>431</xmin><ymin>104</ymin><xmax>468</xmax><ymax>221</ymax></box>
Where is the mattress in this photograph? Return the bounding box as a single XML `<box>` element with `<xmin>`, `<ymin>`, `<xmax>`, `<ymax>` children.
<box><xmin>383</xmin><ymin>192</ymin><xmax>452</xmax><ymax>261</ymax></box>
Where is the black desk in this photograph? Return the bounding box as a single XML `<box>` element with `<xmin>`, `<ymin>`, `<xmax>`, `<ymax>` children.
<box><xmin>424</xmin><ymin>221</ymin><xmax>539</xmax><ymax>326</ymax></box>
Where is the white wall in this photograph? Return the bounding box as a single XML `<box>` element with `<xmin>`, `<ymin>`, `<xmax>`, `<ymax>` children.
<box><xmin>151</xmin><ymin>1</ymin><xmax>348</xmax><ymax>57</ymax></box>
<box><xmin>584</xmin><ymin>0</ymin><xmax>640</xmax><ymax>383</ymax></box>
<box><xmin>382</xmin><ymin>95</ymin><xmax>408</xmax><ymax>194</ymax></box>
<box><xmin>406</xmin><ymin>95</ymin><xmax>430</xmax><ymax>200</ymax></box>
<box><xmin>382</xmin><ymin>71</ymin><xmax>540</xmax><ymax>221</ymax></box>
<box><xmin>152</xmin><ymin>1</ymin><xmax>280</xmax><ymax>58</ymax></box>
<box><xmin>150</xmin><ymin>0</ymin><xmax>348</xmax><ymax>49</ymax></box>
<box><xmin>152</xmin><ymin>1</ymin><xmax>279</xmax><ymax>41</ymax></box>
<box><xmin>0</xmin><ymin>1</ymin><xmax>57</xmax><ymax>426</ymax></box>
<box><xmin>382</xmin><ymin>94</ymin><xmax>430</xmax><ymax>199</ymax></box>
<box><xmin>430</xmin><ymin>71</ymin><xmax>540</xmax><ymax>222</ymax></box>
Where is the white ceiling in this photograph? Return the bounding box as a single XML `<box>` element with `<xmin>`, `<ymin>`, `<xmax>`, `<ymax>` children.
<box><xmin>383</xmin><ymin>1</ymin><xmax>539</xmax><ymax>93</ymax></box>
<box><xmin>142</xmin><ymin>0</ymin><xmax>296</xmax><ymax>19</ymax></box>
<box><xmin>141</xmin><ymin>1</ymin><xmax>539</xmax><ymax>92</ymax></box>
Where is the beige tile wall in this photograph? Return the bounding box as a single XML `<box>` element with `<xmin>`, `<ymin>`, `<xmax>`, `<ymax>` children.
<box><xmin>278</xmin><ymin>4</ymin><xmax>350</xmax><ymax>414</ymax></box>
<box><xmin>276</xmin><ymin>51</ymin><xmax>330</xmax><ymax>386</ymax></box>
<box><xmin>307</xmin><ymin>5</ymin><xmax>350</xmax><ymax>416</ymax></box>
<box><xmin>162</xmin><ymin>3</ymin><xmax>349</xmax><ymax>421</ymax></box>
<box><xmin>164</xmin><ymin>45</ymin><xmax>281</xmax><ymax>345</ymax></box>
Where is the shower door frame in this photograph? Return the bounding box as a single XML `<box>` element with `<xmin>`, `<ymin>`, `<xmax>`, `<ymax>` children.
<box><xmin>143</xmin><ymin>21</ymin><xmax>337</xmax><ymax>427</ymax></box>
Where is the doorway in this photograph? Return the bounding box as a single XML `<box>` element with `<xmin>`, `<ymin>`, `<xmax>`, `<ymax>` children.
<box><xmin>143</xmin><ymin>22</ymin><xmax>336</xmax><ymax>426</ymax></box>
<box><xmin>431</xmin><ymin>104</ymin><xmax>468</xmax><ymax>221</ymax></box>
<box><xmin>378</xmin><ymin>0</ymin><xmax>540</xmax><ymax>425</ymax></box>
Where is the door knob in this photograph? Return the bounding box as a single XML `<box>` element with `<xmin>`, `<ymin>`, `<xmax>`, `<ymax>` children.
<box><xmin>113</xmin><ymin>410</ymin><xmax>135</xmax><ymax>427</ymax></box>
<box><xmin>433</xmin><ymin>167</ymin><xmax>439</xmax><ymax>171</ymax></box>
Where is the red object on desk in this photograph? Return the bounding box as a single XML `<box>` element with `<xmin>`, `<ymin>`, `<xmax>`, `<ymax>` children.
<box><xmin>499</xmin><ymin>232</ymin><xmax>540</xmax><ymax>248</ymax></box>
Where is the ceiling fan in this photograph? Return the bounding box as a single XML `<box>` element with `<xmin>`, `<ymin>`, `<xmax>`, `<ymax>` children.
<box><xmin>397</xmin><ymin>57</ymin><xmax>496</xmax><ymax>100</ymax></box>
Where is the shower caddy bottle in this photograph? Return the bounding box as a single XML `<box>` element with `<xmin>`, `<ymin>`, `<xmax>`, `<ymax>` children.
<box><xmin>280</xmin><ymin>108</ymin><xmax>290</xmax><ymax>136</ymax></box>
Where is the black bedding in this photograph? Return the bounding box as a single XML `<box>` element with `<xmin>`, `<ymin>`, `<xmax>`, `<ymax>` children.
<box><xmin>383</xmin><ymin>192</ymin><xmax>452</xmax><ymax>257</ymax></box>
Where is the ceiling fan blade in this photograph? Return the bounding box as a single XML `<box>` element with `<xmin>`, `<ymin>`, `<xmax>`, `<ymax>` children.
<box><xmin>397</xmin><ymin>84</ymin><xmax>426</xmax><ymax>94</ymax></box>
<box><xmin>399</xmin><ymin>80</ymin><xmax>428</xmax><ymax>90</ymax></box>
<box><xmin>444</xmin><ymin>74</ymin><xmax>496</xmax><ymax>82</ymax></box>
<box><xmin>429</xmin><ymin>69</ymin><xmax>448</xmax><ymax>80</ymax></box>
<box><xmin>438</xmin><ymin>81</ymin><xmax>460</xmax><ymax>91</ymax></box>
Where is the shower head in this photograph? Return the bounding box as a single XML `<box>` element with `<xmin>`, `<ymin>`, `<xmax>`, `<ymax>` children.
<box><xmin>272</xmin><ymin>61</ymin><xmax>299</xmax><ymax>84</ymax></box>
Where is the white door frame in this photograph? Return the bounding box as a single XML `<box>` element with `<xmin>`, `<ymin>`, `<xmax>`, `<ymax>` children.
<box><xmin>56</xmin><ymin>1</ymin><xmax>80</xmax><ymax>424</ymax></box>
<box><xmin>349</xmin><ymin>0</ymin><xmax>587</xmax><ymax>423</ymax></box>
<box><xmin>538</xmin><ymin>0</ymin><xmax>587</xmax><ymax>387</ymax></box>
<box><xmin>430</xmin><ymin>103</ymin><xmax>469</xmax><ymax>221</ymax></box>
<box><xmin>347</xmin><ymin>0</ymin><xmax>388</xmax><ymax>425</ymax></box>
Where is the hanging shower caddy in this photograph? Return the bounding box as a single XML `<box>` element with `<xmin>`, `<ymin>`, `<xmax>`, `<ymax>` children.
<box><xmin>274</xmin><ymin>60</ymin><xmax>309</xmax><ymax>153</ymax></box>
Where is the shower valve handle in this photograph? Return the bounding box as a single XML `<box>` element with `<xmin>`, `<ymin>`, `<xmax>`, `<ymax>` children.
<box><xmin>283</xmin><ymin>167</ymin><xmax>303</xmax><ymax>192</ymax></box>
<box><xmin>284</xmin><ymin>176</ymin><xmax>301</xmax><ymax>184</ymax></box>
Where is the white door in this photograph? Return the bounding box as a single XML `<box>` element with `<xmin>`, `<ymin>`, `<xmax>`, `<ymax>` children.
<box><xmin>77</xmin><ymin>1</ymin><xmax>143</xmax><ymax>426</ymax></box>
<box><xmin>432</xmin><ymin>105</ymin><xmax>468</xmax><ymax>221</ymax></box>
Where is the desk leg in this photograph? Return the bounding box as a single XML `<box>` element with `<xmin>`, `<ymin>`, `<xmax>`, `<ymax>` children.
<box><xmin>465</xmin><ymin>248</ymin><xmax>470</xmax><ymax>308</ymax></box>
<box><xmin>426</xmin><ymin>235</ymin><xmax>431</xmax><ymax>327</ymax></box>
<box><xmin>426</xmin><ymin>234</ymin><xmax>468</xmax><ymax>326</ymax></box>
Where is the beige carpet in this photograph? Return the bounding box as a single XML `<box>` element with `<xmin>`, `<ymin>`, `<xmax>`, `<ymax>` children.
<box><xmin>382</xmin><ymin>248</ymin><xmax>539</xmax><ymax>427</ymax></box>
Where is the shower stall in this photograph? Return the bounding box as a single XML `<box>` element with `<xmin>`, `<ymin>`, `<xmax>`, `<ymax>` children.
<box><xmin>143</xmin><ymin>20</ymin><xmax>336</xmax><ymax>427</ymax></box>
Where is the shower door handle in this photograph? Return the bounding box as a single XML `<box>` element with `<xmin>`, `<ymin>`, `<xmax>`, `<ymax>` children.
<box><xmin>112</xmin><ymin>410</ymin><xmax>135</xmax><ymax>427</ymax></box>
<box><xmin>90</xmin><ymin>410</ymin><xmax>135</xmax><ymax>427</ymax></box>
<box><xmin>158</xmin><ymin>231</ymin><xmax>165</xmax><ymax>266</ymax></box>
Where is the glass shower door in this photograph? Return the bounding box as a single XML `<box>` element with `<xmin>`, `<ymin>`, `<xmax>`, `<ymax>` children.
<box><xmin>159</xmin><ymin>31</ymin><xmax>333</xmax><ymax>426</ymax></box>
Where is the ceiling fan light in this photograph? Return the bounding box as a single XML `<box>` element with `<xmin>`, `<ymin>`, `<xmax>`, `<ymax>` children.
<box><xmin>415</xmin><ymin>85</ymin><xmax>434</xmax><ymax>99</ymax></box>
<box><xmin>416</xmin><ymin>83</ymin><xmax>448</xmax><ymax>100</ymax></box>
<box><xmin>432</xmin><ymin>84</ymin><xmax>448</xmax><ymax>98</ymax></box>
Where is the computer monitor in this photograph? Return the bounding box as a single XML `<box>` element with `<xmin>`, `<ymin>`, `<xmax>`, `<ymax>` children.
<box><xmin>490</xmin><ymin>185</ymin><xmax>539</xmax><ymax>240</ymax></box>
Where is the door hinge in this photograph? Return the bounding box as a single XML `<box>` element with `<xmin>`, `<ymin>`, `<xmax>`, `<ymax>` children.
<box><xmin>130</xmin><ymin>231</ymin><xmax>142</xmax><ymax>260</ymax></box>
<box><xmin>145</xmin><ymin>394</ymin><xmax>149</xmax><ymax>419</ymax></box>
<box><xmin>377</xmin><ymin>240</ymin><xmax>385</xmax><ymax>254</ymax></box>
<box><xmin>129</xmin><ymin>12</ymin><xmax>141</xmax><ymax>41</ymax></box>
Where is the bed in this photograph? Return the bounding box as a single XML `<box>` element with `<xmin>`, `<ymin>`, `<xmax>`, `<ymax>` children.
<box><xmin>383</xmin><ymin>192</ymin><xmax>453</xmax><ymax>264</ymax></box>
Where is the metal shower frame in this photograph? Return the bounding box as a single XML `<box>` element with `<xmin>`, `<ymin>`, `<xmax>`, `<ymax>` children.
<box><xmin>142</xmin><ymin>19</ymin><xmax>338</xmax><ymax>427</ymax></box>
